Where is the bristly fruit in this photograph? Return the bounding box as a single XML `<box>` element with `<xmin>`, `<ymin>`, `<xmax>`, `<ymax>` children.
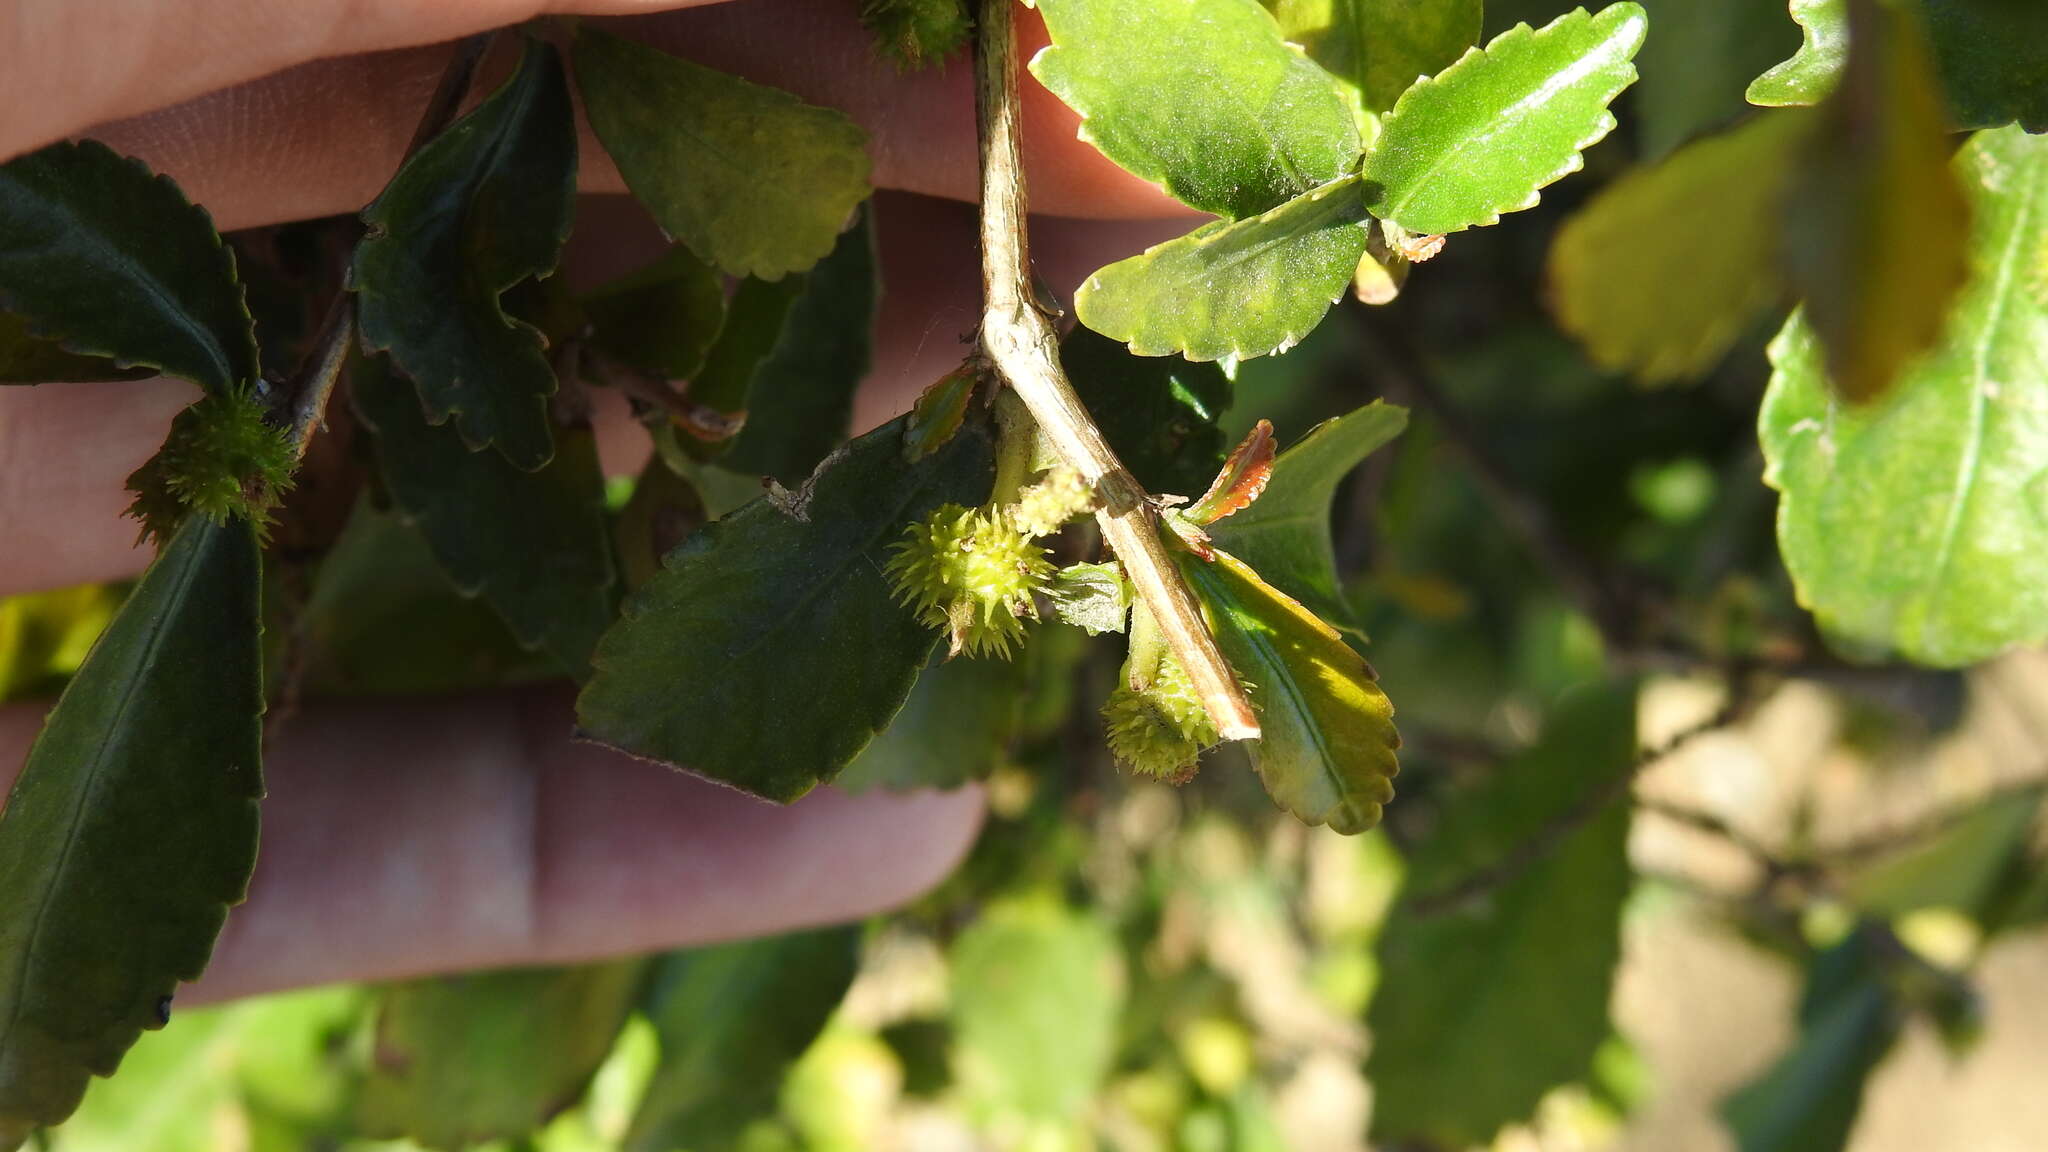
<box><xmin>886</xmin><ymin>502</ymin><xmax>1053</xmax><ymax>659</ymax></box>
<box><xmin>124</xmin><ymin>391</ymin><xmax>297</xmax><ymax>544</ymax></box>
<box><xmin>857</xmin><ymin>0</ymin><xmax>972</xmax><ymax>70</ymax></box>
<box><xmin>1102</xmin><ymin>652</ymin><xmax>1220</xmax><ymax>782</ymax></box>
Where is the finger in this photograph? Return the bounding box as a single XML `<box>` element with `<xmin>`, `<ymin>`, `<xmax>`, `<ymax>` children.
<box><xmin>74</xmin><ymin>0</ymin><xmax>1190</xmax><ymax>232</ymax></box>
<box><xmin>0</xmin><ymin>191</ymin><xmax>1184</xmax><ymax>597</ymax></box>
<box><xmin>0</xmin><ymin>689</ymin><xmax>985</xmax><ymax>1004</ymax></box>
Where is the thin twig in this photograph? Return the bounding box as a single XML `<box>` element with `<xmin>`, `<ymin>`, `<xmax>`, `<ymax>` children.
<box><xmin>973</xmin><ymin>0</ymin><xmax>1257</xmax><ymax>740</ymax></box>
<box><xmin>280</xmin><ymin>290</ymin><xmax>355</xmax><ymax>456</ymax></box>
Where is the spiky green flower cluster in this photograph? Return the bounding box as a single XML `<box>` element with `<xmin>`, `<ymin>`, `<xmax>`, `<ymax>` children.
<box><xmin>125</xmin><ymin>392</ymin><xmax>296</xmax><ymax>544</ymax></box>
<box><xmin>1007</xmin><ymin>466</ymin><xmax>1095</xmax><ymax>537</ymax></box>
<box><xmin>886</xmin><ymin>503</ymin><xmax>1053</xmax><ymax>659</ymax></box>
<box><xmin>857</xmin><ymin>0</ymin><xmax>972</xmax><ymax>70</ymax></box>
<box><xmin>1103</xmin><ymin>655</ymin><xmax>1221</xmax><ymax>783</ymax></box>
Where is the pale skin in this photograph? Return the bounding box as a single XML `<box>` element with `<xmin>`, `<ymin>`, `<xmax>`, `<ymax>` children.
<box><xmin>0</xmin><ymin>0</ymin><xmax>1192</xmax><ymax>1002</ymax></box>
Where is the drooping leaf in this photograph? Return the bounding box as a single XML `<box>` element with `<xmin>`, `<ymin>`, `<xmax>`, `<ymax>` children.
<box><xmin>0</xmin><ymin>313</ymin><xmax>152</xmax><ymax>385</ymax></box>
<box><xmin>1031</xmin><ymin>0</ymin><xmax>1362</xmax><ymax>220</ymax></box>
<box><xmin>1361</xmin><ymin>4</ymin><xmax>1648</xmax><ymax>235</ymax></box>
<box><xmin>1206</xmin><ymin>401</ymin><xmax>1408</xmax><ymax>629</ymax></box>
<box><xmin>576</xmin><ymin>24</ymin><xmax>871</xmax><ymax>279</ymax></box>
<box><xmin>1759</xmin><ymin>127</ymin><xmax>2048</xmax><ymax>667</ymax></box>
<box><xmin>724</xmin><ymin>211</ymin><xmax>879</xmax><ymax>483</ymax></box>
<box><xmin>1780</xmin><ymin>0</ymin><xmax>1971</xmax><ymax>404</ymax></box>
<box><xmin>1630</xmin><ymin>0</ymin><xmax>1804</xmax><ymax>159</ymax></box>
<box><xmin>1062</xmin><ymin>325</ymin><xmax>1232</xmax><ymax>495</ymax></box>
<box><xmin>352</xmin><ymin>353</ymin><xmax>618</xmax><ymax>673</ymax></box>
<box><xmin>358</xmin><ymin>962</ymin><xmax>644</xmax><ymax>1151</ymax></box>
<box><xmin>1367</xmin><ymin>684</ymin><xmax>1636</xmax><ymax>1148</ymax></box>
<box><xmin>580</xmin><ymin>244</ymin><xmax>727</xmax><ymax>382</ymax></box>
<box><xmin>1265</xmin><ymin>0</ymin><xmax>1484</xmax><ymax>117</ymax></box>
<box><xmin>352</xmin><ymin>37</ymin><xmax>577</xmax><ymax>470</ymax></box>
<box><xmin>1043</xmin><ymin>563</ymin><xmax>1133</xmax><ymax>636</ymax></box>
<box><xmin>836</xmin><ymin>650</ymin><xmax>1027</xmax><ymax>793</ymax></box>
<box><xmin>575</xmin><ymin>412</ymin><xmax>995</xmax><ymax>802</ymax></box>
<box><xmin>0</xmin><ymin>140</ymin><xmax>256</xmax><ymax>394</ymax></box>
<box><xmin>0</xmin><ymin>515</ymin><xmax>263</xmax><ymax>1143</ymax></box>
<box><xmin>1177</xmin><ymin>549</ymin><xmax>1399</xmax><ymax>833</ymax></box>
<box><xmin>1076</xmin><ymin>176</ymin><xmax>1372</xmax><ymax>364</ymax></box>
<box><xmin>1747</xmin><ymin>0</ymin><xmax>1846</xmax><ymax>107</ymax></box>
<box><xmin>1549</xmin><ymin>110</ymin><xmax>1812</xmax><ymax>382</ymax></box>
<box><xmin>625</xmin><ymin>928</ymin><xmax>859</xmax><ymax>1152</ymax></box>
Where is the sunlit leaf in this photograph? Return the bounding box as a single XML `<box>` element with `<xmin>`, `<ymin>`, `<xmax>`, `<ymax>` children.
<box><xmin>1266</xmin><ymin>0</ymin><xmax>1483</xmax><ymax>118</ymax></box>
<box><xmin>1746</xmin><ymin>0</ymin><xmax>1847</xmax><ymax>107</ymax></box>
<box><xmin>950</xmin><ymin>898</ymin><xmax>1124</xmax><ymax>1119</ymax></box>
<box><xmin>1043</xmin><ymin>563</ymin><xmax>1132</xmax><ymax>637</ymax></box>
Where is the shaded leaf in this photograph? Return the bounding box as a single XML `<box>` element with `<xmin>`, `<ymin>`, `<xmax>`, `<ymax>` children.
<box><xmin>1031</xmin><ymin>0</ymin><xmax>1362</xmax><ymax>220</ymax></box>
<box><xmin>950</xmin><ymin>898</ymin><xmax>1124</xmax><ymax>1119</ymax></box>
<box><xmin>359</xmin><ymin>962</ymin><xmax>643</xmax><ymax>1151</ymax></box>
<box><xmin>1265</xmin><ymin>0</ymin><xmax>1484</xmax><ymax>117</ymax></box>
<box><xmin>1076</xmin><ymin>176</ymin><xmax>1372</xmax><ymax>364</ymax></box>
<box><xmin>1846</xmin><ymin>787</ymin><xmax>2043</xmax><ymax>920</ymax></box>
<box><xmin>0</xmin><ymin>313</ymin><xmax>151</xmax><ymax>385</ymax></box>
<box><xmin>0</xmin><ymin>516</ymin><xmax>263</xmax><ymax>1143</ymax></box>
<box><xmin>625</xmin><ymin>928</ymin><xmax>859</xmax><ymax>1152</ymax></box>
<box><xmin>615</xmin><ymin>456</ymin><xmax>708</xmax><ymax>592</ymax></box>
<box><xmin>1631</xmin><ymin>0</ymin><xmax>1804</xmax><ymax>159</ymax></box>
<box><xmin>1781</xmin><ymin>0</ymin><xmax>1970</xmax><ymax>404</ymax></box>
<box><xmin>0</xmin><ymin>140</ymin><xmax>255</xmax><ymax>394</ymax></box>
<box><xmin>837</xmin><ymin>650</ymin><xmax>1026</xmax><ymax>792</ymax></box>
<box><xmin>1206</xmin><ymin>401</ymin><xmax>1408</xmax><ymax>629</ymax></box>
<box><xmin>575</xmin><ymin>412</ymin><xmax>995</xmax><ymax>802</ymax></box>
<box><xmin>581</xmin><ymin>245</ymin><xmax>727</xmax><ymax>381</ymax></box>
<box><xmin>1759</xmin><ymin>127</ymin><xmax>2048</xmax><ymax>667</ymax></box>
<box><xmin>1044</xmin><ymin>562</ymin><xmax>1132</xmax><ymax>636</ymax></box>
<box><xmin>1549</xmin><ymin>110</ymin><xmax>1812</xmax><ymax>382</ymax></box>
<box><xmin>352</xmin><ymin>353</ymin><xmax>619</xmax><ymax>673</ymax></box>
<box><xmin>353</xmin><ymin>38</ymin><xmax>577</xmax><ymax>470</ymax></box>
<box><xmin>1367</xmin><ymin>684</ymin><xmax>1636</xmax><ymax>1148</ymax></box>
<box><xmin>1362</xmin><ymin>4</ymin><xmax>1648</xmax><ymax>235</ymax></box>
<box><xmin>1063</xmin><ymin>326</ymin><xmax>1232</xmax><ymax>495</ymax></box>
<box><xmin>1177</xmin><ymin>549</ymin><xmax>1399</xmax><ymax>833</ymax></box>
<box><xmin>685</xmin><ymin>275</ymin><xmax>806</xmax><ymax>424</ymax></box>
<box><xmin>576</xmin><ymin>25</ymin><xmax>871</xmax><ymax>279</ymax></box>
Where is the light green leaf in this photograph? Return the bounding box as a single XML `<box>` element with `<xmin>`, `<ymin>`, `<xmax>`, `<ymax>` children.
<box><xmin>1760</xmin><ymin>127</ymin><xmax>2048</xmax><ymax>667</ymax></box>
<box><xmin>1367</xmin><ymin>684</ymin><xmax>1636</xmax><ymax>1148</ymax></box>
<box><xmin>837</xmin><ymin>650</ymin><xmax>1028</xmax><ymax>793</ymax></box>
<box><xmin>1846</xmin><ymin>788</ymin><xmax>2043</xmax><ymax>919</ymax></box>
<box><xmin>1549</xmin><ymin>110</ymin><xmax>1812</xmax><ymax>382</ymax></box>
<box><xmin>0</xmin><ymin>140</ymin><xmax>255</xmax><ymax>394</ymax></box>
<box><xmin>1207</xmin><ymin>400</ymin><xmax>1408</xmax><ymax>630</ymax></box>
<box><xmin>1031</xmin><ymin>0</ymin><xmax>1362</xmax><ymax>219</ymax></box>
<box><xmin>576</xmin><ymin>25</ymin><xmax>871</xmax><ymax>279</ymax></box>
<box><xmin>1362</xmin><ymin>4</ymin><xmax>1647</xmax><ymax>235</ymax></box>
<box><xmin>0</xmin><ymin>515</ymin><xmax>263</xmax><ymax>1144</ymax></box>
<box><xmin>1746</xmin><ymin>0</ymin><xmax>1846</xmax><ymax>107</ymax></box>
<box><xmin>1044</xmin><ymin>562</ymin><xmax>1133</xmax><ymax>636</ymax></box>
<box><xmin>1631</xmin><ymin>0</ymin><xmax>1804</xmax><ymax>160</ymax></box>
<box><xmin>580</xmin><ymin>245</ymin><xmax>727</xmax><ymax>382</ymax></box>
<box><xmin>1076</xmin><ymin>176</ymin><xmax>1372</xmax><ymax>364</ymax></box>
<box><xmin>950</xmin><ymin>898</ymin><xmax>1124</xmax><ymax>1120</ymax></box>
<box><xmin>1063</xmin><ymin>325</ymin><xmax>1233</xmax><ymax>496</ymax></box>
<box><xmin>353</xmin><ymin>37</ymin><xmax>577</xmax><ymax>470</ymax></box>
<box><xmin>1265</xmin><ymin>0</ymin><xmax>1484</xmax><ymax>116</ymax></box>
<box><xmin>359</xmin><ymin>962</ymin><xmax>644</xmax><ymax>1150</ymax></box>
<box><xmin>1178</xmin><ymin>549</ymin><xmax>1399</xmax><ymax>833</ymax></box>
<box><xmin>352</xmin><ymin>353</ymin><xmax>619</xmax><ymax>673</ymax></box>
<box><xmin>575</xmin><ymin>412</ymin><xmax>994</xmax><ymax>802</ymax></box>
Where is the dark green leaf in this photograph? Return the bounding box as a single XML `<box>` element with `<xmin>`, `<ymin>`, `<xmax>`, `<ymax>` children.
<box><xmin>836</xmin><ymin>651</ymin><xmax>1026</xmax><ymax>793</ymax></box>
<box><xmin>1362</xmin><ymin>4</ymin><xmax>1648</xmax><ymax>235</ymax></box>
<box><xmin>686</xmin><ymin>275</ymin><xmax>806</xmax><ymax>422</ymax></box>
<box><xmin>1367</xmin><ymin>684</ymin><xmax>1636</xmax><ymax>1148</ymax></box>
<box><xmin>359</xmin><ymin>962</ymin><xmax>643</xmax><ymax>1151</ymax></box>
<box><xmin>1076</xmin><ymin>176</ymin><xmax>1372</xmax><ymax>365</ymax></box>
<box><xmin>1760</xmin><ymin>127</ymin><xmax>2048</xmax><ymax>667</ymax></box>
<box><xmin>581</xmin><ymin>245</ymin><xmax>726</xmax><ymax>381</ymax></box>
<box><xmin>1063</xmin><ymin>325</ymin><xmax>1232</xmax><ymax>495</ymax></box>
<box><xmin>575</xmin><ymin>412</ymin><xmax>995</xmax><ymax>802</ymax></box>
<box><xmin>352</xmin><ymin>38</ymin><xmax>577</xmax><ymax>470</ymax></box>
<box><xmin>626</xmin><ymin>928</ymin><xmax>859</xmax><ymax>1152</ymax></box>
<box><xmin>615</xmin><ymin>456</ymin><xmax>708</xmax><ymax>592</ymax></box>
<box><xmin>1031</xmin><ymin>0</ymin><xmax>1362</xmax><ymax>219</ymax></box>
<box><xmin>575</xmin><ymin>25</ymin><xmax>871</xmax><ymax>279</ymax></box>
<box><xmin>1178</xmin><ymin>549</ymin><xmax>1399</xmax><ymax>833</ymax></box>
<box><xmin>949</xmin><ymin>899</ymin><xmax>1124</xmax><ymax>1119</ymax></box>
<box><xmin>0</xmin><ymin>140</ymin><xmax>255</xmax><ymax>394</ymax></box>
<box><xmin>1207</xmin><ymin>400</ymin><xmax>1407</xmax><ymax>630</ymax></box>
<box><xmin>0</xmin><ymin>516</ymin><xmax>263</xmax><ymax>1143</ymax></box>
<box><xmin>1632</xmin><ymin>0</ymin><xmax>1803</xmax><ymax>159</ymax></box>
<box><xmin>0</xmin><ymin>314</ymin><xmax>151</xmax><ymax>385</ymax></box>
<box><xmin>1043</xmin><ymin>562</ymin><xmax>1132</xmax><ymax>637</ymax></box>
<box><xmin>352</xmin><ymin>353</ymin><xmax>619</xmax><ymax>673</ymax></box>
<box><xmin>1265</xmin><ymin>0</ymin><xmax>1484</xmax><ymax>117</ymax></box>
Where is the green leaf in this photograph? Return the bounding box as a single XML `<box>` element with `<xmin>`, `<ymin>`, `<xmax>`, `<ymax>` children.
<box><xmin>359</xmin><ymin>962</ymin><xmax>643</xmax><ymax>1151</ymax></box>
<box><xmin>575</xmin><ymin>25</ymin><xmax>871</xmax><ymax>279</ymax></box>
<box><xmin>1031</xmin><ymin>0</ymin><xmax>1362</xmax><ymax>219</ymax></box>
<box><xmin>0</xmin><ymin>313</ymin><xmax>152</xmax><ymax>384</ymax></box>
<box><xmin>1846</xmin><ymin>787</ymin><xmax>2043</xmax><ymax>920</ymax></box>
<box><xmin>950</xmin><ymin>898</ymin><xmax>1124</xmax><ymax>1120</ymax></box>
<box><xmin>1063</xmin><ymin>325</ymin><xmax>1232</xmax><ymax>495</ymax></box>
<box><xmin>581</xmin><ymin>245</ymin><xmax>727</xmax><ymax>382</ymax></box>
<box><xmin>1549</xmin><ymin>110</ymin><xmax>1812</xmax><ymax>383</ymax></box>
<box><xmin>353</xmin><ymin>37</ymin><xmax>576</xmax><ymax>471</ymax></box>
<box><xmin>1631</xmin><ymin>0</ymin><xmax>1804</xmax><ymax>160</ymax></box>
<box><xmin>684</xmin><ymin>276</ymin><xmax>806</xmax><ymax>424</ymax></box>
<box><xmin>1362</xmin><ymin>4</ymin><xmax>1648</xmax><ymax>235</ymax></box>
<box><xmin>625</xmin><ymin>928</ymin><xmax>859</xmax><ymax>1152</ymax></box>
<box><xmin>0</xmin><ymin>140</ymin><xmax>256</xmax><ymax>395</ymax></box>
<box><xmin>1760</xmin><ymin>127</ymin><xmax>2048</xmax><ymax>667</ymax></box>
<box><xmin>836</xmin><ymin>651</ymin><xmax>1027</xmax><ymax>793</ymax></box>
<box><xmin>1043</xmin><ymin>563</ymin><xmax>1133</xmax><ymax>637</ymax></box>
<box><xmin>724</xmin><ymin>211</ymin><xmax>879</xmax><ymax>483</ymax></box>
<box><xmin>1781</xmin><ymin>0</ymin><xmax>1971</xmax><ymax>404</ymax></box>
<box><xmin>1076</xmin><ymin>176</ymin><xmax>1372</xmax><ymax>364</ymax></box>
<box><xmin>352</xmin><ymin>353</ymin><xmax>619</xmax><ymax>673</ymax></box>
<box><xmin>1747</xmin><ymin>0</ymin><xmax>1846</xmax><ymax>106</ymax></box>
<box><xmin>0</xmin><ymin>515</ymin><xmax>263</xmax><ymax>1143</ymax></box>
<box><xmin>1265</xmin><ymin>0</ymin><xmax>1484</xmax><ymax>117</ymax></box>
<box><xmin>1178</xmin><ymin>549</ymin><xmax>1399</xmax><ymax>833</ymax></box>
<box><xmin>575</xmin><ymin>412</ymin><xmax>995</xmax><ymax>802</ymax></box>
<box><xmin>1367</xmin><ymin>684</ymin><xmax>1636</xmax><ymax>1148</ymax></box>
<box><xmin>1207</xmin><ymin>401</ymin><xmax>1408</xmax><ymax>630</ymax></box>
